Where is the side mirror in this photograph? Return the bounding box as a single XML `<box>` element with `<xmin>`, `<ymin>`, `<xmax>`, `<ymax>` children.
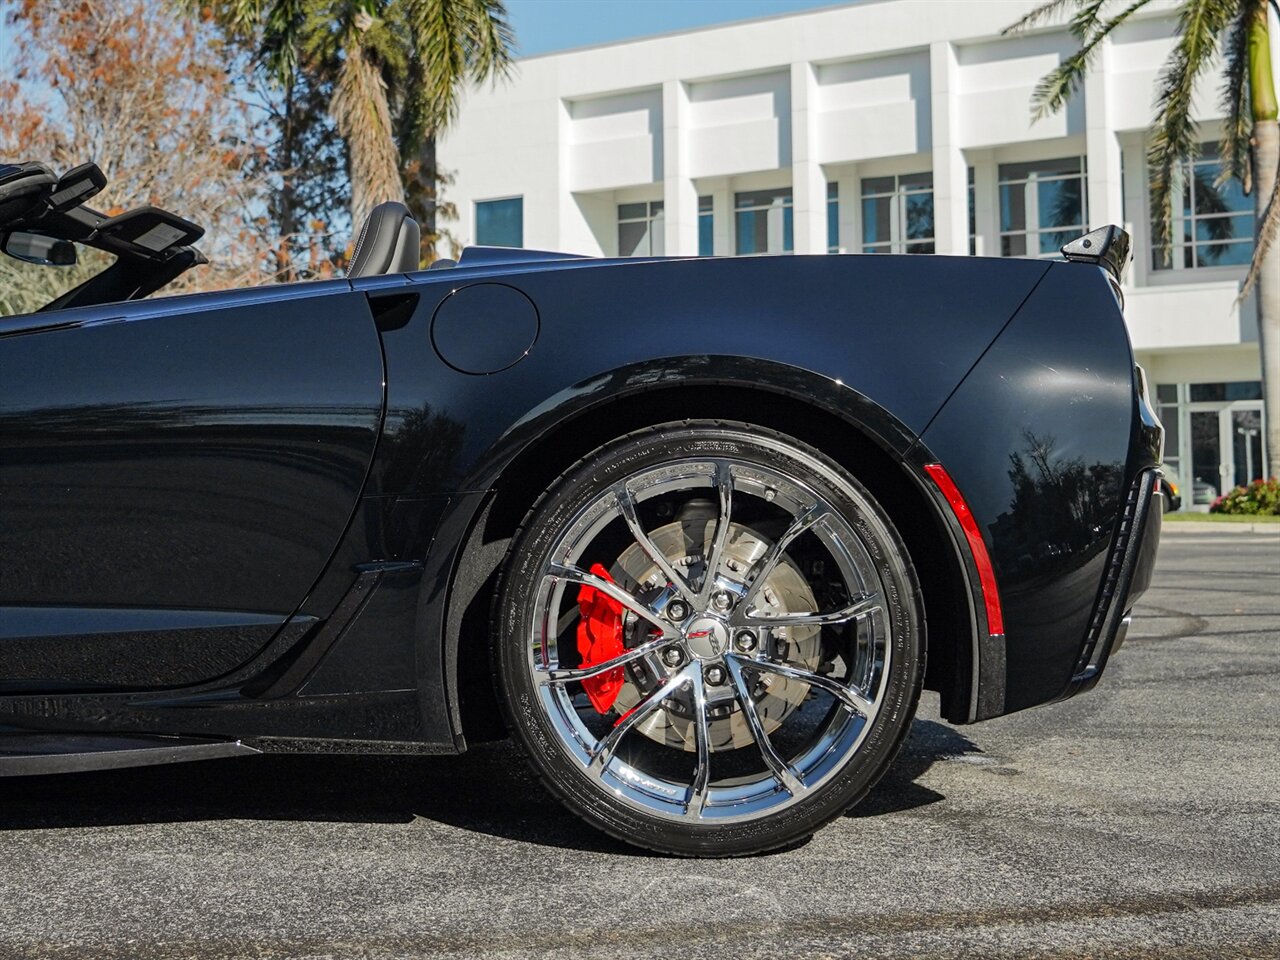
<box><xmin>1</xmin><ymin>231</ymin><xmax>78</xmax><ymax>267</ymax></box>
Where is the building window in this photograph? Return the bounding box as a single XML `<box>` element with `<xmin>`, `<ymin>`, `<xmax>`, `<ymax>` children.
<box><xmin>698</xmin><ymin>196</ymin><xmax>713</xmax><ymax>256</ymax></box>
<box><xmin>861</xmin><ymin>172</ymin><xmax>933</xmax><ymax>254</ymax></box>
<box><xmin>476</xmin><ymin>197</ymin><xmax>523</xmax><ymax>248</ymax></box>
<box><xmin>735</xmin><ymin>188</ymin><xmax>792</xmax><ymax>255</ymax></box>
<box><xmin>1189</xmin><ymin>381</ymin><xmax>1263</xmax><ymax>402</ymax></box>
<box><xmin>1153</xmin><ymin>143</ymin><xmax>1254</xmax><ymax>271</ymax></box>
<box><xmin>618</xmin><ymin>200</ymin><xmax>665</xmax><ymax>257</ymax></box>
<box><xmin>998</xmin><ymin>157</ymin><xmax>1087</xmax><ymax>258</ymax></box>
<box><xmin>828</xmin><ymin>182</ymin><xmax>839</xmax><ymax>253</ymax></box>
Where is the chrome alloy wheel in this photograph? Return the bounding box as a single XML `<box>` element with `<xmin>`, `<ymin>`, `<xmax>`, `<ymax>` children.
<box><xmin>525</xmin><ymin>453</ymin><xmax>893</xmax><ymax>824</ymax></box>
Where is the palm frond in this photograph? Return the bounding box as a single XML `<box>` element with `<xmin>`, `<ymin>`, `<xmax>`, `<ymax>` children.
<box><xmin>397</xmin><ymin>0</ymin><xmax>514</xmax><ymax>148</ymax></box>
<box><xmin>300</xmin><ymin>0</ymin><xmax>347</xmax><ymax>66</ymax></box>
<box><xmin>1028</xmin><ymin>0</ymin><xmax>1155</xmax><ymax>120</ymax></box>
<box><xmin>1003</xmin><ymin>0</ymin><xmax>1080</xmax><ymax>35</ymax></box>
<box><xmin>259</xmin><ymin>0</ymin><xmax>308</xmax><ymax>83</ymax></box>
<box><xmin>183</xmin><ymin>0</ymin><xmax>304</xmax><ymax>86</ymax></box>
<box><xmin>1240</xmin><ymin>164</ymin><xmax>1280</xmax><ymax>295</ymax></box>
<box><xmin>468</xmin><ymin>0</ymin><xmax>516</xmax><ymax>80</ymax></box>
<box><xmin>364</xmin><ymin>16</ymin><xmax>410</xmax><ymax>76</ymax></box>
<box><xmin>1068</xmin><ymin>0</ymin><xmax>1112</xmax><ymax>38</ymax></box>
<box><xmin>1218</xmin><ymin>0</ymin><xmax>1257</xmax><ymax>194</ymax></box>
<box><xmin>1147</xmin><ymin>0</ymin><xmax>1237</xmax><ymax>262</ymax></box>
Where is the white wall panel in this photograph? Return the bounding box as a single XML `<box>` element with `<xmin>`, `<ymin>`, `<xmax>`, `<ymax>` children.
<box><xmin>566</xmin><ymin>88</ymin><xmax>662</xmax><ymax>191</ymax></box>
<box><xmin>815</xmin><ymin>51</ymin><xmax>931</xmax><ymax>162</ymax></box>
<box><xmin>1127</xmin><ymin>282</ymin><xmax>1256</xmax><ymax>350</ymax></box>
<box><xmin>1110</xmin><ymin>17</ymin><xmax>1223</xmax><ymax>130</ymax></box>
<box><xmin>956</xmin><ymin>34</ymin><xmax>1085</xmax><ymax>146</ymax></box>
<box><xmin>688</xmin><ymin>71</ymin><xmax>791</xmax><ymax>177</ymax></box>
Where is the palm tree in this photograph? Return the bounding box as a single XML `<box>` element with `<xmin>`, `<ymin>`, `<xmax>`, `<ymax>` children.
<box><xmin>305</xmin><ymin>5</ymin><xmax>411</xmax><ymax>229</ymax></box>
<box><xmin>390</xmin><ymin>0</ymin><xmax>513</xmax><ymax>258</ymax></box>
<box><xmin>201</xmin><ymin>0</ymin><xmax>513</xmax><ymax>255</ymax></box>
<box><xmin>1007</xmin><ymin>0</ymin><xmax>1279</xmax><ymax>477</ymax></box>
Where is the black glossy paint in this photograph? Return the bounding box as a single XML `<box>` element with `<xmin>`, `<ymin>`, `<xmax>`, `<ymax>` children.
<box><xmin>431</xmin><ymin>282</ymin><xmax>539</xmax><ymax>374</ymax></box>
<box><xmin>0</xmin><ymin>286</ymin><xmax>384</xmax><ymax>689</ymax></box>
<box><xmin>0</xmin><ymin>734</ymin><xmax>258</xmax><ymax>776</ymax></box>
<box><xmin>920</xmin><ymin>261</ymin><xmax>1155</xmax><ymax>712</ymax></box>
<box><xmin>366</xmin><ymin>254</ymin><xmax>1051</xmax><ymax>501</ymax></box>
<box><xmin>0</xmin><ymin>608</ymin><xmax>288</xmax><ymax>691</ymax></box>
<box><xmin>0</xmin><ymin>248</ymin><xmax>1157</xmax><ymax>762</ymax></box>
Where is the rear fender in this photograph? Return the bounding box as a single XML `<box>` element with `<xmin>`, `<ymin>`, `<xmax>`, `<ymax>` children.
<box><xmin>919</xmin><ymin>262</ymin><xmax>1146</xmax><ymax>715</ymax></box>
<box><xmin>434</xmin><ymin>356</ymin><xmax>987</xmax><ymax>744</ymax></box>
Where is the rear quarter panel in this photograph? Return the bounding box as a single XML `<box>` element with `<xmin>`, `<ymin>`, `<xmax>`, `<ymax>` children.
<box><xmin>369</xmin><ymin>253</ymin><xmax>1053</xmax><ymax>497</ymax></box>
<box><xmin>920</xmin><ymin>262</ymin><xmax>1144</xmax><ymax>712</ymax></box>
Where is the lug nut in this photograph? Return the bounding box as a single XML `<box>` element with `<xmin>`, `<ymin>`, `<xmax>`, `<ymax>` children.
<box><xmin>734</xmin><ymin>630</ymin><xmax>758</xmax><ymax>653</ymax></box>
<box><xmin>662</xmin><ymin>646</ymin><xmax>684</xmax><ymax>668</ymax></box>
<box><xmin>711</xmin><ymin>590</ymin><xmax>734</xmax><ymax>612</ymax></box>
<box><xmin>666</xmin><ymin>599</ymin><xmax>690</xmax><ymax>622</ymax></box>
<box><xmin>705</xmin><ymin>665</ymin><xmax>727</xmax><ymax>686</ymax></box>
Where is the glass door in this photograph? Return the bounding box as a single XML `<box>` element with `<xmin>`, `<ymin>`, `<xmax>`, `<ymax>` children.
<box><xmin>1189</xmin><ymin>410</ymin><xmax>1223</xmax><ymax>509</ymax></box>
<box><xmin>1226</xmin><ymin>405</ymin><xmax>1265</xmax><ymax>489</ymax></box>
<box><xmin>1186</xmin><ymin>403</ymin><xmax>1267</xmax><ymax>509</ymax></box>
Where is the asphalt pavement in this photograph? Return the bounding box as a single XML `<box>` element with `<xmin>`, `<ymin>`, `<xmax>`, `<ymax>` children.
<box><xmin>1</xmin><ymin>526</ymin><xmax>1278</xmax><ymax>959</ymax></box>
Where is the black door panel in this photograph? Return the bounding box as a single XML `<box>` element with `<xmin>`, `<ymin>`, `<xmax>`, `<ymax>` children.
<box><xmin>0</xmin><ymin>290</ymin><xmax>384</xmax><ymax>688</ymax></box>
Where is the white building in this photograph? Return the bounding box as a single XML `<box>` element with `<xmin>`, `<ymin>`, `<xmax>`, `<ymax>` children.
<box><xmin>438</xmin><ymin>0</ymin><xmax>1278</xmax><ymax>509</ymax></box>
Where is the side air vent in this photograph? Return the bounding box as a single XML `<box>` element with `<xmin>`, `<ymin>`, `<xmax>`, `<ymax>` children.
<box><xmin>1073</xmin><ymin>469</ymin><xmax>1154</xmax><ymax>680</ymax></box>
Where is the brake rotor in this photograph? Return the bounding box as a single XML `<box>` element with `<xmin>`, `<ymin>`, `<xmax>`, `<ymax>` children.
<box><xmin>608</xmin><ymin>519</ymin><xmax>821</xmax><ymax>753</ymax></box>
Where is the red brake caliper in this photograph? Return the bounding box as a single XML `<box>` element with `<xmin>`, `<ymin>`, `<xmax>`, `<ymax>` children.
<box><xmin>575</xmin><ymin>563</ymin><xmax>628</xmax><ymax>714</ymax></box>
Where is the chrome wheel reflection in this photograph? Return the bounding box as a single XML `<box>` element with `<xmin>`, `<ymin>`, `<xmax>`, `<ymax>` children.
<box><xmin>527</xmin><ymin>456</ymin><xmax>892</xmax><ymax>823</ymax></box>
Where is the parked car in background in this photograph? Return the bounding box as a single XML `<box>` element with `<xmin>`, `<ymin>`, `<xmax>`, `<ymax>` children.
<box><xmin>1193</xmin><ymin>478</ymin><xmax>1220</xmax><ymax>507</ymax></box>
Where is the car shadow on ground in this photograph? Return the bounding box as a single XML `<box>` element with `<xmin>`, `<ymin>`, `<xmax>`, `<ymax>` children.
<box><xmin>0</xmin><ymin>719</ymin><xmax>982</xmax><ymax>855</ymax></box>
<box><xmin>847</xmin><ymin>719</ymin><xmax>979</xmax><ymax>818</ymax></box>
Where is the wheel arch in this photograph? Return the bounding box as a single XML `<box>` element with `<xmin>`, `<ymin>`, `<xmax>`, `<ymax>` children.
<box><xmin>443</xmin><ymin>359</ymin><xmax>982</xmax><ymax>746</ymax></box>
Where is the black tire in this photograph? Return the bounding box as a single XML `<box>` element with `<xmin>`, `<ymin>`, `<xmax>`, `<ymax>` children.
<box><xmin>493</xmin><ymin>421</ymin><xmax>924</xmax><ymax>857</ymax></box>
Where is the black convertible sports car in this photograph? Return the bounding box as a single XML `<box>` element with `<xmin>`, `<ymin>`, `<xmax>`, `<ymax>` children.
<box><xmin>0</xmin><ymin>161</ymin><xmax>1162</xmax><ymax>856</ymax></box>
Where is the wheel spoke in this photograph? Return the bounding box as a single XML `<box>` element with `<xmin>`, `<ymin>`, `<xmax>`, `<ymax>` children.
<box><xmin>697</xmin><ymin>461</ymin><xmax>735</xmax><ymax>604</ymax></box>
<box><xmin>738</xmin><ymin>503</ymin><xmax>830</xmax><ymax>611</ymax></box>
<box><xmin>529</xmin><ymin>450</ymin><xmax>898</xmax><ymax>829</ymax></box>
<box><xmin>541</xmin><ymin>635</ymin><xmax>669</xmax><ymax>684</ymax></box>
<box><xmin>742</xmin><ymin>592</ymin><xmax>881</xmax><ymax>628</ymax></box>
<box><xmin>734</xmin><ymin>653</ymin><xmax>876</xmax><ymax>718</ymax></box>
<box><xmin>548</xmin><ymin>561</ymin><xmax>674</xmax><ymax>636</ymax></box>
<box><xmin>615</xmin><ymin>483</ymin><xmax>697</xmax><ymax>604</ymax></box>
<box><xmin>723</xmin><ymin>655</ymin><xmax>804</xmax><ymax>796</ymax></box>
<box><xmin>685</xmin><ymin>662</ymin><xmax>712</xmax><ymax>818</ymax></box>
<box><xmin>589</xmin><ymin>663</ymin><xmax>694</xmax><ymax>773</ymax></box>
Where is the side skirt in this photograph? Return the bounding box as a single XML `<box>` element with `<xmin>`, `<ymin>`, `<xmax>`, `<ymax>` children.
<box><xmin>0</xmin><ymin>733</ymin><xmax>258</xmax><ymax>777</ymax></box>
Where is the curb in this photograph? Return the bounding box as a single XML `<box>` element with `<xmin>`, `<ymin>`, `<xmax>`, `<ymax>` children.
<box><xmin>1161</xmin><ymin>521</ymin><xmax>1280</xmax><ymax>535</ymax></box>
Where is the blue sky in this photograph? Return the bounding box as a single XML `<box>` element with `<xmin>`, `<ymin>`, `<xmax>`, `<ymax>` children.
<box><xmin>506</xmin><ymin>0</ymin><xmax>851</xmax><ymax>57</ymax></box>
<box><xmin>0</xmin><ymin>3</ymin><xmax>851</xmax><ymax>66</ymax></box>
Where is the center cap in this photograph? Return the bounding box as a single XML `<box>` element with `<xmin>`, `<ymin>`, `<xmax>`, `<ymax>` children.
<box><xmin>684</xmin><ymin>616</ymin><xmax>730</xmax><ymax>660</ymax></box>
